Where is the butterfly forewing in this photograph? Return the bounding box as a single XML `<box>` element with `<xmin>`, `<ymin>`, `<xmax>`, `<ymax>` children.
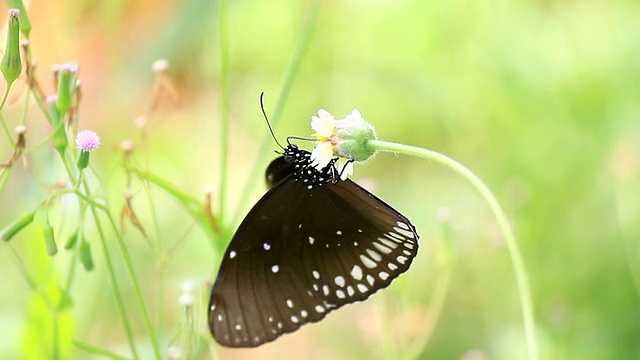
<box><xmin>209</xmin><ymin>145</ymin><xmax>419</xmax><ymax>347</ymax></box>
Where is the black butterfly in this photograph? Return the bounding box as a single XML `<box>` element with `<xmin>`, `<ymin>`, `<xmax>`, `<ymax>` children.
<box><xmin>208</xmin><ymin>143</ymin><xmax>419</xmax><ymax>347</ymax></box>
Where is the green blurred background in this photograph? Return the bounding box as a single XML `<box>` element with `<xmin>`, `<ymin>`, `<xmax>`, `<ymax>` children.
<box><xmin>1</xmin><ymin>0</ymin><xmax>639</xmax><ymax>359</ymax></box>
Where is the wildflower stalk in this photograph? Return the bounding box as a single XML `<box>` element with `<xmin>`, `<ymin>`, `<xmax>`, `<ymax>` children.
<box><xmin>80</xmin><ymin>187</ymin><xmax>140</xmax><ymax>358</ymax></box>
<box><xmin>217</xmin><ymin>0</ymin><xmax>229</xmax><ymax>221</ymax></box>
<box><xmin>232</xmin><ymin>0</ymin><xmax>320</xmax><ymax>225</ymax></box>
<box><xmin>79</xmin><ymin>172</ymin><xmax>162</xmax><ymax>359</ymax></box>
<box><xmin>364</xmin><ymin>139</ymin><xmax>538</xmax><ymax>360</ymax></box>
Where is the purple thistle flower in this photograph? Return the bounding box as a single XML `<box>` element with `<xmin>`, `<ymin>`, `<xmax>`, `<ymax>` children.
<box><xmin>76</xmin><ymin>130</ymin><xmax>100</xmax><ymax>152</ymax></box>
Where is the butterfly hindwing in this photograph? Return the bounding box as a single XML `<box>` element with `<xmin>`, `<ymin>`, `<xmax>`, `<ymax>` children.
<box><xmin>208</xmin><ymin>146</ymin><xmax>419</xmax><ymax>348</ymax></box>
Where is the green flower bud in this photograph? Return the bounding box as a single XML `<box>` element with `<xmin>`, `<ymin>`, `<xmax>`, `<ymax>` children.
<box><xmin>79</xmin><ymin>240</ymin><xmax>94</xmax><ymax>271</ymax></box>
<box><xmin>64</xmin><ymin>228</ymin><xmax>79</xmax><ymax>250</ymax></box>
<box><xmin>47</xmin><ymin>95</ymin><xmax>67</xmax><ymax>153</ymax></box>
<box><xmin>1</xmin><ymin>211</ymin><xmax>34</xmax><ymax>241</ymax></box>
<box><xmin>5</xmin><ymin>1</ymin><xmax>30</xmax><ymax>37</ymax></box>
<box><xmin>75</xmin><ymin>130</ymin><xmax>100</xmax><ymax>170</ymax></box>
<box><xmin>334</xmin><ymin>110</ymin><xmax>377</xmax><ymax>162</ymax></box>
<box><xmin>43</xmin><ymin>223</ymin><xmax>57</xmax><ymax>255</ymax></box>
<box><xmin>55</xmin><ymin>64</ymin><xmax>77</xmax><ymax>114</ymax></box>
<box><xmin>1</xmin><ymin>9</ymin><xmax>22</xmax><ymax>86</ymax></box>
<box><xmin>77</xmin><ymin>151</ymin><xmax>90</xmax><ymax>169</ymax></box>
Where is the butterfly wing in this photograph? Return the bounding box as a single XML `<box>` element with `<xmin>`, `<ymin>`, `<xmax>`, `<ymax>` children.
<box><xmin>208</xmin><ymin>176</ymin><xmax>419</xmax><ymax>348</ymax></box>
<box><xmin>265</xmin><ymin>156</ymin><xmax>293</xmax><ymax>188</ymax></box>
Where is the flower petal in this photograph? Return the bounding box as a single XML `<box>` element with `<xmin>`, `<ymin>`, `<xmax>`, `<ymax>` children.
<box><xmin>311</xmin><ymin>109</ymin><xmax>336</xmax><ymax>137</ymax></box>
<box><xmin>346</xmin><ymin>109</ymin><xmax>363</xmax><ymax>122</ymax></box>
<box><xmin>310</xmin><ymin>142</ymin><xmax>333</xmax><ymax>170</ymax></box>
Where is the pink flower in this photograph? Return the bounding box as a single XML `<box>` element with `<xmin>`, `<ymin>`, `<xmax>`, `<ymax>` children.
<box><xmin>76</xmin><ymin>130</ymin><xmax>100</xmax><ymax>152</ymax></box>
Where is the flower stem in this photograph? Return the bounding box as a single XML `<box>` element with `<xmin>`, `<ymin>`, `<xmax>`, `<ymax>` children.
<box><xmin>79</xmin><ymin>183</ymin><xmax>140</xmax><ymax>359</ymax></box>
<box><xmin>365</xmin><ymin>139</ymin><xmax>538</xmax><ymax>360</ymax></box>
<box><xmin>217</xmin><ymin>0</ymin><xmax>229</xmax><ymax>222</ymax></box>
<box><xmin>231</xmin><ymin>0</ymin><xmax>320</xmax><ymax>225</ymax></box>
<box><xmin>0</xmin><ymin>87</ymin><xmax>15</xmax><ymax>146</ymax></box>
<box><xmin>81</xmin><ymin>177</ymin><xmax>162</xmax><ymax>359</ymax></box>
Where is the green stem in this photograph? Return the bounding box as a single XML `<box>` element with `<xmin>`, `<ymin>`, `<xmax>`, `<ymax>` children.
<box><xmin>231</xmin><ymin>0</ymin><xmax>320</xmax><ymax>225</ymax></box>
<box><xmin>0</xmin><ymin>167</ymin><xmax>12</xmax><ymax>195</ymax></box>
<box><xmin>81</xmin><ymin>177</ymin><xmax>161</xmax><ymax>359</ymax></box>
<box><xmin>0</xmin><ymin>87</ymin><xmax>15</xmax><ymax>146</ymax></box>
<box><xmin>217</xmin><ymin>0</ymin><xmax>229</xmax><ymax>222</ymax></box>
<box><xmin>141</xmin><ymin>180</ymin><xmax>165</xmax><ymax>335</ymax></box>
<box><xmin>79</xmin><ymin>184</ymin><xmax>140</xmax><ymax>359</ymax></box>
<box><xmin>366</xmin><ymin>139</ymin><xmax>538</xmax><ymax>360</ymax></box>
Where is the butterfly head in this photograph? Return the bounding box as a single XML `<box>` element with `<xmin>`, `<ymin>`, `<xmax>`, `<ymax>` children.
<box><xmin>282</xmin><ymin>143</ymin><xmax>340</xmax><ymax>188</ymax></box>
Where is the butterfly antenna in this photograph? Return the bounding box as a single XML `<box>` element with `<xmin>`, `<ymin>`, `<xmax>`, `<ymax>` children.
<box><xmin>260</xmin><ymin>92</ymin><xmax>285</xmax><ymax>150</ymax></box>
<box><xmin>286</xmin><ymin>135</ymin><xmax>317</xmax><ymax>145</ymax></box>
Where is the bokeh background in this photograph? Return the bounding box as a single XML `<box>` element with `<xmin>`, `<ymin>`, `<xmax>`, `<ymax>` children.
<box><xmin>0</xmin><ymin>0</ymin><xmax>639</xmax><ymax>359</ymax></box>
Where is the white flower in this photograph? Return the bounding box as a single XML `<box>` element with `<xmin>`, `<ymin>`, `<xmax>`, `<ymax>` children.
<box><xmin>336</xmin><ymin>109</ymin><xmax>364</xmax><ymax>128</ymax></box>
<box><xmin>310</xmin><ymin>109</ymin><xmax>337</xmax><ymax>170</ymax></box>
<box><xmin>309</xmin><ymin>108</ymin><xmax>371</xmax><ymax>180</ymax></box>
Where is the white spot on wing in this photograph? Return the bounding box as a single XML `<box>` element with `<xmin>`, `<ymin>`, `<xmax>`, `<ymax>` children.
<box><xmin>291</xmin><ymin>315</ymin><xmax>299</xmax><ymax>323</ymax></box>
<box><xmin>350</xmin><ymin>265</ymin><xmax>363</xmax><ymax>280</ymax></box>
<box><xmin>397</xmin><ymin>221</ymin><xmax>410</xmax><ymax>230</ymax></box>
<box><xmin>366</xmin><ymin>274</ymin><xmax>375</xmax><ymax>286</ymax></box>
<box><xmin>366</xmin><ymin>248</ymin><xmax>382</xmax><ymax>262</ymax></box>
<box><xmin>323</xmin><ymin>285</ymin><xmax>330</xmax><ymax>296</ymax></box>
<box><xmin>378</xmin><ymin>237</ymin><xmax>398</xmax><ymax>249</ymax></box>
<box><xmin>235</xmin><ymin>324</ymin><xmax>242</xmax><ymax>330</ymax></box>
<box><xmin>286</xmin><ymin>299</ymin><xmax>294</xmax><ymax>308</ymax></box>
<box><xmin>336</xmin><ymin>230</ymin><xmax>342</xmax><ymax>235</ymax></box>
<box><xmin>308</xmin><ymin>236</ymin><xmax>315</xmax><ymax>244</ymax></box>
<box><xmin>334</xmin><ymin>276</ymin><xmax>346</xmax><ymax>287</ymax></box>
<box><xmin>312</xmin><ymin>270</ymin><xmax>320</xmax><ymax>279</ymax></box>
<box><xmin>394</xmin><ymin>227</ymin><xmax>415</xmax><ymax>238</ymax></box>
<box><xmin>263</xmin><ymin>243</ymin><xmax>271</xmax><ymax>251</ymax></box>
<box><xmin>388</xmin><ymin>263</ymin><xmax>398</xmax><ymax>271</ymax></box>
<box><xmin>360</xmin><ymin>254</ymin><xmax>377</xmax><ymax>269</ymax></box>
<box><xmin>373</xmin><ymin>242</ymin><xmax>392</xmax><ymax>254</ymax></box>
<box><xmin>357</xmin><ymin>283</ymin><xmax>368</xmax><ymax>293</ymax></box>
<box><xmin>397</xmin><ymin>256</ymin><xmax>407</xmax><ymax>265</ymax></box>
<box><xmin>336</xmin><ymin>290</ymin><xmax>346</xmax><ymax>299</ymax></box>
<box><xmin>229</xmin><ymin>251</ymin><xmax>236</xmax><ymax>259</ymax></box>
<box><xmin>347</xmin><ymin>286</ymin><xmax>355</xmax><ymax>296</ymax></box>
<box><xmin>315</xmin><ymin>305</ymin><xmax>325</xmax><ymax>313</ymax></box>
<box><xmin>271</xmin><ymin>265</ymin><xmax>280</xmax><ymax>273</ymax></box>
<box><xmin>379</xmin><ymin>271</ymin><xmax>389</xmax><ymax>280</ymax></box>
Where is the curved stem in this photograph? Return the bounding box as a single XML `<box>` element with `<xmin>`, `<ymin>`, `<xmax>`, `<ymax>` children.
<box><xmin>366</xmin><ymin>139</ymin><xmax>538</xmax><ymax>360</ymax></box>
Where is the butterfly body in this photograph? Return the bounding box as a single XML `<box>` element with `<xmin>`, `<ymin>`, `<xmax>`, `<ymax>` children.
<box><xmin>209</xmin><ymin>144</ymin><xmax>419</xmax><ymax>347</ymax></box>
